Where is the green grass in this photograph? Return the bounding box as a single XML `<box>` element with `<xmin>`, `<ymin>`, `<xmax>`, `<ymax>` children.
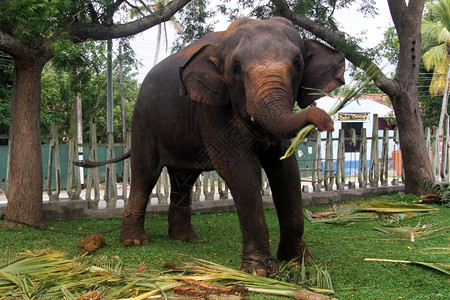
<box><xmin>1</xmin><ymin>193</ymin><xmax>449</xmax><ymax>299</ymax></box>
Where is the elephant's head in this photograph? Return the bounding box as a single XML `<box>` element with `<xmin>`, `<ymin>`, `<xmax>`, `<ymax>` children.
<box><xmin>180</xmin><ymin>17</ymin><xmax>345</xmax><ymax>139</ymax></box>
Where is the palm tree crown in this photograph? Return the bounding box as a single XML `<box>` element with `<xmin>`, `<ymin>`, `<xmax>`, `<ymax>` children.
<box><xmin>421</xmin><ymin>0</ymin><xmax>450</xmax><ymax>95</ymax></box>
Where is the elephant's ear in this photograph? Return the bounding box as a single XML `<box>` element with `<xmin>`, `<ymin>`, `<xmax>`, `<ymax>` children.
<box><xmin>179</xmin><ymin>44</ymin><xmax>229</xmax><ymax>106</ymax></box>
<box><xmin>297</xmin><ymin>40</ymin><xmax>345</xmax><ymax>108</ymax></box>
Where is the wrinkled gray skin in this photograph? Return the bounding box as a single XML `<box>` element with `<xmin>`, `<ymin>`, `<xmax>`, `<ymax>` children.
<box><xmin>121</xmin><ymin>17</ymin><xmax>345</xmax><ymax>276</ymax></box>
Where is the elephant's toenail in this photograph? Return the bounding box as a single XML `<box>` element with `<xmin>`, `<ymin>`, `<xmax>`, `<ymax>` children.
<box><xmin>256</xmin><ymin>269</ymin><xmax>268</xmax><ymax>277</ymax></box>
<box><xmin>123</xmin><ymin>239</ymin><xmax>134</xmax><ymax>247</ymax></box>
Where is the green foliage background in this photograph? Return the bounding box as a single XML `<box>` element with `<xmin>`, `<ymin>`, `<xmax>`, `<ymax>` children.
<box><xmin>1</xmin><ymin>0</ymin><xmax>446</xmax><ymax>140</ymax></box>
<box><xmin>0</xmin><ymin>42</ymin><xmax>140</xmax><ymax>143</ymax></box>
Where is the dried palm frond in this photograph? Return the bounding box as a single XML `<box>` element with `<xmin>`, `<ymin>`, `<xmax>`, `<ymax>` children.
<box><xmin>375</xmin><ymin>221</ymin><xmax>446</xmax><ymax>242</ymax></box>
<box><xmin>305</xmin><ymin>201</ymin><xmax>438</xmax><ymax>224</ymax></box>
<box><xmin>357</xmin><ymin>201</ymin><xmax>439</xmax><ymax>213</ymax></box>
<box><xmin>274</xmin><ymin>258</ymin><xmax>333</xmax><ymax>291</ymax></box>
<box><xmin>0</xmin><ymin>249</ymin><xmax>336</xmax><ymax>299</ymax></box>
<box><xmin>281</xmin><ymin>64</ymin><xmax>380</xmax><ymax>160</ymax></box>
<box><xmin>180</xmin><ymin>259</ymin><xmax>336</xmax><ymax>299</ymax></box>
<box><xmin>364</xmin><ymin>258</ymin><xmax>450</xmax><ymax>275</ymax></box>
<box><xmin>0</xmin><ymin>249</ymin><xmax>179</xmax><ymax>299</ymax></box>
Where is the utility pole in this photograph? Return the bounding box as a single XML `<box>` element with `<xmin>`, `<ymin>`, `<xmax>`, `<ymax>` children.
<box><xmin>76</xmin><ymin>68</ymin><xmax>84</xmax><ymax>189</ymax></box>
<box><xmin>437</xmin><ymin>65</ymin><xmax>450</xmax><ymax>135</ymax></box>
<box><xmin>119</xmin><ymin>44</ymin><xmax>126</xmax><ymax>142</ymax></box>
<box><xmin>106</xmin><ymin>39</ymin><xmax>114</xmax><ymax>200</ymax></box>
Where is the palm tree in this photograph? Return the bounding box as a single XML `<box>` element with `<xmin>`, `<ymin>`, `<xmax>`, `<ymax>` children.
<box><xmin>153</xmin><ymin>15</ymin><xmax>183</xmax><ymax>66</ymax></box>
<box><xmin>421</xmin><ymin>0</ymin><xmax>450</xmax><ymax>96</ymax></box>
<box><xmin>129</xmin><ymin>0</ymin><xmax>183</xmax><ymax>66</ymax></box>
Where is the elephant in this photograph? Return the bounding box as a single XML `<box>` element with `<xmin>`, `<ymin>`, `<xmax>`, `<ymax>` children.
<box><xmin>78</xmin><ymin>17</ymin><xmax>345</xmax><ymax>276</ymax></box>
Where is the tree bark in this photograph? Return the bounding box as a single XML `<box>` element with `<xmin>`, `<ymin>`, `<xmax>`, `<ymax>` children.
<box><xmin>271</xmin><ymin>0</ymin><xmax>432</xmax><ymax>194</ymax></box>
<box><xmin>5</xmin><ymin>59</ymin><xmax>45</xmax><ymax>228</ymax></box>
<box><xmin>387</xmin><ymin>0</ymin><xmax>432</xmax><ymax>194</ymax></box>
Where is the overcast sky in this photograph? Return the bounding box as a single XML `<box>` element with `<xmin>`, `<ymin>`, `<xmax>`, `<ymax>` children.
<box><xmin>130</xmin><ymin>1</ymin><xmax>394</xmax><ymax>82</ymax></box>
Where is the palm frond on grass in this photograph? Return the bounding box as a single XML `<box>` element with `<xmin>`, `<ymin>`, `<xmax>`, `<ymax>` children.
<box><xmin>0</xmin><ymin>249</ymin><xmax>336</xmax><ymax>299</ymax></box>
<box><xmin>375</xmin><ymin>221</ymin><xmax>446</xmax><ymax>242</ymax></box>
<box><xmin>305</xmin><ymin>201</ymin><xmax>438</xmax><ymax>224</ymax></box>
<box><xmin>281</xmin><ymin>65</ymin><xmax>380</xmax><ymax>160</ymax></box>
<box><xmin>274</xmin><ymin>259</ymin><xmax>333</xmax><ymax>291</ymax></box>
<box><xmin>364</xmin><ymin>258</ymin><xmax>450</xmax><ymax>276</ymax></box>
<box><xmin>180</xmin><ymin>259</ymin><xmax>336</xmax><ymax>299</ymax></box>
<box><xmin>0</xmin><ymin>249</ymin><xmax>179</xmax><ymax>299</ymax></box>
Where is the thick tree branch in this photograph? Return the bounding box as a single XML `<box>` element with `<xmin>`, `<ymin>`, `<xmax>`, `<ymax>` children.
<box><xmin>388</xmin><ymin>0</ymin><xmax>424</xmax><ymax>36</ymax></box>
<box><xmin>0</xmin><ymin>32</ymin><xmax>46</xmax><ymax>65</ymax></box>
<box><xmin>387</xmin><ymin>0</ymin><xmax>407</xmax><ymax>34</ymax></box>
<box><xmin>408</xmin><ymin>0</ymin><xmax>426</xmax><ymax>25</ymax></box>
<box><xmin>0</xmin><ymin>31</ymin><xmax>22</xmax><ymax>58</ymax></box>
<box><xmin>67</xmin><ymin>0</ymin><xmax>192</xmax><ymax>41</ymax></box>
<box><xmin>271</xmin><ymin>0</ymin><xmax>398</xmax><ymax>96</ymax></box>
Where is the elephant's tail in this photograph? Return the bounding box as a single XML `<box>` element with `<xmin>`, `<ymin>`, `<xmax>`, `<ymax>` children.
<box><xmin>74</xmin><ymin>151</ymin><xmax>131</xmax><ymax>168</ymax></box>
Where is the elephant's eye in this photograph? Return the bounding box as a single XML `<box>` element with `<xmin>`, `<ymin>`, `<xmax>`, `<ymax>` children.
<box><xmin>233</xmin><ymin>61</ymin><xmax>242</xmax><ymax>75</ymax></box>
<box><xmin>294</xmin><ymin>56</ymin><xmax>301</xmax><ymax>72</ymax></box>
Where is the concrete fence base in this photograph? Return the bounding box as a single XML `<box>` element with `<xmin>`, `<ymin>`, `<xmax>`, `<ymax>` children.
<box><xmin>0</xmin><ymin>185</ymin><xmax>405</xmax><ymax>222</ymax></box>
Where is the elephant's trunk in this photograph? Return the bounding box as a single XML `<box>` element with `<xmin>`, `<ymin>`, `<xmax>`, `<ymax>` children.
<box><xmin>246</xmin><ymin>71</ymin><xmax>308</xmax><ymax>139</ymax></box>
<box><xmin>250</xmin><ymin>106</ymin><xmax>308</xmax><ymax>139</ymax></box>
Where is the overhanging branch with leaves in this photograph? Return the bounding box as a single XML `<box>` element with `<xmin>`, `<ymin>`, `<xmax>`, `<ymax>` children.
<box><xmin>66</xmin><ymin>0</ymin><xmax>193</xmax><ymax>42</ymax></box>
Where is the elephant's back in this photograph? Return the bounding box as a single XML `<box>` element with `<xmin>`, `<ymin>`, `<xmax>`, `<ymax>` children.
<box><xmin>132</xmin><ymin>45</ymin><xmax>207</xmax><ymax>165</ymax></box>
<box><xmin>139</xmin><ymin>31</ymin><xmax>224</xmax><ymax>100</ymax></box>
<box><xmin>134</xmin><ymin>31</ymin><xmax>226</xmax><ymax>122</ymax></box>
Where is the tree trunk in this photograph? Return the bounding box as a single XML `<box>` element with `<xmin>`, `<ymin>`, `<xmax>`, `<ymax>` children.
<box><xmin>389</xmin><ymin>0</ymin><xmax>432</xmax><ymax>194</ymax></box>
<box><xmin>5</xmin><ymin>61</ymin><xmax>45</xmax><ymax>228</ymax></box>
<box><xmin>390</xmin><ymin>89</ymin><xmax>432</xmax><ymax>194</ymax></box>
<box><xmin>0</xmin><ymin>0</ymin><xmax>193</xmax><ymax>228</ymax></box>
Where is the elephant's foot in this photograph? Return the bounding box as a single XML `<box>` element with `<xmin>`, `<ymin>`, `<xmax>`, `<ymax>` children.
<box><xmin>169</xmin><ymin>225</ymin><xmax>198</xmax><ymax>242</ymax></box>
<box><xmin>121</xmin><ymin>211</ymin><xmax>149</xmax><ymax>246</ymax></box>
<box><xmin>168</xmin><ymin>205</ymin><xmax>197</xmax><ymax>242</ymax></box>
<box><xmin>277</xmin><ymin>239</ymin><xmax>312</xmax><ymax>263</ymax></box>
<box><xmin>240</xmin><ymin>256</ymin><xmax>278</xmax><ymax>277</ymax></box>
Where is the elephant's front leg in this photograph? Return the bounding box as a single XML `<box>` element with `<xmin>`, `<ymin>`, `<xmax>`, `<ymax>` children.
<box><xmin>260</xmin><ymin>143</ymin><xmax>311</xmax><ymax>263</ymax></box>
<box><xmin>215</xmin><ymin>156</ymin><xmax>277</xmax><ymax>276</ymax></box>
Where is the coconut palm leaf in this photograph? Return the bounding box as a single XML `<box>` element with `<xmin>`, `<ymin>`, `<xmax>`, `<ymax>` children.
<box><xmin>0</xmin><ymin>249</ymin><xmax>338</xmax><ymax>299</ymax></box>
<box><xmin>0</xmin><ymin>249</ymin><xmax>179</xmax><ymax>299</ymax></box>
<box><xmin>421</xmin><ymin>0</ymin><xmax>450</xmax><ymax>96</ymax></box>
<box><xmin>364</xmin><ymin>258</ymin><xmax>450</xmax><ymax>275</ymax></box>
<box><xmin>274</xmin><ymin>258</ymin><xmax>334</xmax><ymax>291</ymax></box>
<box><xmin>305</xmin><ymin>201</ymin><xmax>438</xmax><ymax>224</ymax></box>
<box><xmin>181</xmin><ymin>259</ymin><xmax>336</xmax><ymax>299</ymax></box>
<box><xmin>374</xmin><ymin>222</ymin><xmax>445</xmax><ymax>242</ymax></box>
<box><xmin>356</xmin><ymin>201</ymin><xmax>438</xmax><ymax>213</ymax></box>
<box><xmin>423</xmin><ymin>44</ymin><xmax>448</xmax><ymax>70</ymax></box>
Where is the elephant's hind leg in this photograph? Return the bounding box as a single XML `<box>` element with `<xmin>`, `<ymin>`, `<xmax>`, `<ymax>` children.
<box><xmin>120</xmin><ymin>122</ymin><xmax>162</xmax><ymax>245</ymax></box>
<box><xmin>121</xmin><ymin>165</ymin><xmax>162</xmax><ymax>245</ymax></box>
<box><xmin>168</xmin><ymin>169</ymin><xmax>200</xmax><ymax>242</ymax></box>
